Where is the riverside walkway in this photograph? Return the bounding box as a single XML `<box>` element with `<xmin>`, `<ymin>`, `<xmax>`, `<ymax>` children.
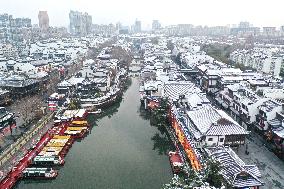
<box><xmin>0</xmin><ymin>113</ymin><xmax>54</xmax><ymax>184</ymax></box>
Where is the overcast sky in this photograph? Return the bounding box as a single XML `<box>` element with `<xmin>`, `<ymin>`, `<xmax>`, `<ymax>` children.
<box><xmin>0</xmin><ymin>0</ymin><xmax>283</xmax><ymax>29</ymax></box>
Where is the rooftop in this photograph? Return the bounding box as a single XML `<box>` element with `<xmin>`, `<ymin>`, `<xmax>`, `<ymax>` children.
<box><xmin>186</xmin><ymin>105</ymin><xmax>248</xmax><ymax>136</ymax></box>
<box><xmin>258</xmin><ymin>99</ymin><xmax>282</xmax><ymax>112</ymax></box>
<box><xmin>163</xmin><ymin>81</ymin><xmax>200</xmax><ymax>101</ymax></box>
<box><xmin>205</xmin><ymin>146</ymin><xmax>263</xmax><ymax>188</ymax></box>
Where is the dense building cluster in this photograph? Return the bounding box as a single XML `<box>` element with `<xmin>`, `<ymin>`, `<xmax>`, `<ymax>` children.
<box><xmin>176</xmin><ymin>38</ymin><xmax>284</xmax><ymax>146</ymax></box>
<box><xmin>138</xmin><ymin>34</ymin><xmax>284</xmax><ymax>188</ymax></box>
<box><xmin>0</xmin><ymin>36</ymin><xmax>108</xmax><ymax>101</ymax></box>
<box><xmin>0</xmin><ymin>13</ymin><xmax>31</xmax><ymax>42</ymax></box>
<box><xmin>230</xmin><ymin>47</ymin><xmax>283</xmax><ymax>77</ymax></box>
<box><xmin>0</xmin><ymin>9</ymin><xmax>283</xmax><ymax>189</ymax></box>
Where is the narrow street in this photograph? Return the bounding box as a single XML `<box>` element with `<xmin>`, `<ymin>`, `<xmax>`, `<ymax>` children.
<box><xmin>237</xmin><ymin>132</ymin><xmax>284</xmax><ymax>189</ymax></box>
<box><xmin>0</xmin><ymin>114</ymin><xmax>54</xmax><ymax>181</ymax></box>
<box><xmin>207</xmin><ymin>87</ymin><xmax>284</xmax><ymax>189</ymax></box>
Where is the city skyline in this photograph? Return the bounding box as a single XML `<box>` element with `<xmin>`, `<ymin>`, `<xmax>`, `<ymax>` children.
<box><xmin>0</xmin><ymin>1</ymin><xmax>284</xmax><ymax>189</ymax></box>
<box><xmin>1</xmin><ymin>0</ymin><xmax>284</xmax><ymax>29</ymax></box>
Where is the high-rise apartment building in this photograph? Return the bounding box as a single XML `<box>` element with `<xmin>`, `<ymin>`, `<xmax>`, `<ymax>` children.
<box><xmin>69</xmin><ymin>10</ymin><xmax>92</xmax><ymax>36</ymax></box>
<box><xmin>134</xmin><ymin>19</ymin><xmax>141</xmax><ymax>33</ymax></box>
<box><xmin>230</xmin><ymin>21</ymin><xmax>260</xmax><ymax>36</ymax></box>
<box><xmin>38</xmin><ymin>11</ymin><xmax>49</xmax><ymax>31</ymax></box>
<box><xmin>263</xmin><ymin>27</ymin><xmax>277</xmax><ymax>37</ymax></box>
<box><xmin>152</xmin><ymin>20</ymin><xmax>161</xmax><ymax>31</ymax></box>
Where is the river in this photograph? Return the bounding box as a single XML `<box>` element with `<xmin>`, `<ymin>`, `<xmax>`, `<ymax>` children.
<box><xmin>15</xmin><ymin>78</ymin><xmax>172</xmax><ymax>189</ymax></box>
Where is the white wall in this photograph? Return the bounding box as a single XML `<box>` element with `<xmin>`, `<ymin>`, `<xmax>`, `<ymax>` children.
<box><xmin>263</xmin><ymin>105</ymin><xmax>283</xmax><ymax>130</ymax></box>
<box><xmin>0</xmin><ymin>61</ymin><xmax>7</xmax><ymax>71</ymax></box>
<box><xmin>273</xmin><ymin>57</ymin><xmax>282</xmax><ymax>76</ymax></box>
<box><xmin>262</xmin><ymin>58</ymin><xmax>271</xmax><ymax>73</ymax></box>
<box><xmin>205</xmin><ymin>135</ymin><xmax>225</xmax><ymax>146</ymax></box>
<box><xmin>247</xmin><ymin>98</ymin><xmax>269</xmax><ymax>123</ymax></box>
<box><xmin>80</xmin><ymin>68</ymin><xmax>94</xmax><ymax>78</ymax></box>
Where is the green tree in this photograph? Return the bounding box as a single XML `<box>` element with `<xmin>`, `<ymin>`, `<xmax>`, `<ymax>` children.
<box><xmin>280</xmin><ymin>66</ymin><xmax>284</xmax><ymax>78</ymax></box>
<box><xmin>151</xmin><ymin>98</ymin><xmax>168</xmax><ymax>128</ymax></box>
<box><xmin>151</xmin><ymin>37</ymin><xmax>159</xmax><ymax>45</ymax></box>
<box><xmin>167</xmin><ymin>40</ymin><xmax>175</xmax><ymax>52</ymax></box>
<box><xmin>204</xmin><ymin>158</ymin><xmax>224</xmax><ymax>188</ymax></box>
<box><xmin>162</xmin><ymin>172</ymin><xmax>207</xmax><ymax>189</ymax></box>
<box><xmin>162</xmin><ymin>175</ymin><xmax>191</xmax><ymax>189</ymax></box>
<box><xmin>151</xmin><ymin>133</ymin><xmax>173</xmax><ymax>155</ymax></box>
<box><xmin>68</xmin><ymin>98</ymin><xmax>81</xmax><ymax>110</ymax></box>
<box><xmin>175</xmin><ymin>53</ymin><xmax>182</xmax><ymax>67</ymax></box>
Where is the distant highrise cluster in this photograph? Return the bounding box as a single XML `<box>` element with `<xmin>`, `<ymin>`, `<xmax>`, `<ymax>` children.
<box><xmin>0</xmin><ymin>13</ymin><xmax>31</xmax><ymax>42</ymax></box>
<box><xmin>93</xmin><ymin>24</ymin><xmax>116</xmax><ymax>36</ymax></box>
<box><xmin>38</xmin><ymin>11</ymin><xmax>49</xmax><ymax>31</ymax></box>
<box><xmin>238</xmin><ymin>21</ymin><xmax>251</xmax><ymax>28</ymax></box>
<box><xmin>69</xmin><ymin>10</ymin><xmax>92</xmax><ymax>36</ymax></box>
<box><xmin>152</xmin><ymin>20</ymin><xmax>161</xmax><ymax>31</ymax></box>
<box><xmin>230</xmin><ymin>21</ymin><xmax>260</xmax><ymax>36</ymax></box>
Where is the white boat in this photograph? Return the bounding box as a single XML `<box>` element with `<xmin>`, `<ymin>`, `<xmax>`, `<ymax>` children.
<box><xmin>89</xmin><ymin>109</ymin><xmax>102</xmax><ymax>114</ymax></box>
<box><xmin>22</xmin><ymin>167</ymin><xmax>58</xmax><ymax>179</ymax></box>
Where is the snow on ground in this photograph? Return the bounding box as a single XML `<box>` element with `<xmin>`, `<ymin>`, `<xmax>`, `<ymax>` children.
<box><xmin>235</xmin><ymin>132</ymin><xmax>284</xmax><ymax>189</ymax></box>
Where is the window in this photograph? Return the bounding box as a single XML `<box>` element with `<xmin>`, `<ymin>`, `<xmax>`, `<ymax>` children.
<box><xmin>219</xmin><ymin>138</ymin><xmax>224</xmax><ymax>142</ymax></box>
<box><xmin>208</xmin><ymin>138</ymin><xmax>213</xmax><ymax>141</ymax></box>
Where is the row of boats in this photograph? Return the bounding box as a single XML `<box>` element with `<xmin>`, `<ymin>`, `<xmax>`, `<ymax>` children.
<box><xmin>0</xmin><ymin>109</ymin><xmax>91</xmax><ymax>188</ymax></box>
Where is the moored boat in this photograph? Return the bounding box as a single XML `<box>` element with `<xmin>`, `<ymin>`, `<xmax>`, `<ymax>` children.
<box><xmin>168</xmin><ymin>151</ymin><xmax>184</xmax><ymax>173</ymax></box>
<box><xmin>32</xmin><ymin>156</ymin><xmax>65</xmax><ymax>166</ymax></box>
<box><xmin>88</xmin><ymin>109</ymin><xmax>102</xmax><ymax>114</ymax></box>
<box><xmin>64</xmin><ymin>126</ymin><xmax>88</xmax><ymax>138</ymax></box>
<box><xmin>22</xmin><ymin>167</ymin><xmax>58</xmax><ymax>179</ymax></box>
<box><xmin>46</xmin><ymin>135</ymin><xmax>73</xmax><ymax>155</ymax></box>
<box><xmin>70</xmin><ymin>120</ymin><xmax>89</xmax><ymax>127</ymax></box>
<box><xmin>54</xmin><ymin>109</ymin><xmax>88</xmax><ymax>123</ymax></box>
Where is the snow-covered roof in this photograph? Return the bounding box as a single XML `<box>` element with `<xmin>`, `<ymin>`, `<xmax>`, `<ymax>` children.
<box><xmin>28</xmin><ymin>71</ymin><xmax>48</xmax><ymax>79</ymax></box>
<box><xmin>144</xmin><ymin>81</ymin><xmax>162</xmax><ymax>91</ymax></box>
<box><xmin>58</xmin><ymin>80</ymin><xmax>72</xmax><ymax>87</ymax></box>
<box><xmin>206</xmin><ymin>121</ymin><xmax>249</xmax><ymax>136</ymax></box>
<box><xmin>92</xmin><ymin>78</ymin><xmax>107</xmax><ymax>84</ymax></box>
<box><xmin>221</xmin><ymin>76</ymin><xmax>243</xmax><ymax>81</ymax></box>
<box><xmin>187</xmin><ymin>105</ymin><xmax>221</xmax><ymax>134</ymax></box>
<box><xmin>163</xmin><ymin>81</ymin><xmax>200</xmax><ymax>100</ymax></box>
<box><xmin>248</xmin><ymin>80</ymin><xmax>267</xmax><ymax>85</ymax></box>
<box><xmin>206</xmin><ymin>69</ymin><xmax>220</xmax><ymax>76</ymax></box>
<box><xmin>273</xmin><ymin>126</ymin><xmax>284</xmax><ymax>138</ymax></box>
<box><xmin>185</xmin><ymin>93</ymin><xmax>210</xmax><ymax>108</ymax></box>
<box><xmin>83</xmin><ymin>59</ymin><xmax>95</xmax><ymax>66</ymax></box>
<box><xmin>68</xmin><ymin>77</ymin><xmax>85</xmax><ymax>85</ymax></box>
<box><xmin>258</xmin><ymin>99</ymin><xmax>281</xmax><ymax>112</ymax></box>
<box><xmin>186</xmin><ymin>105</ymin><xmax>248</xmax><ymax>136</ymax></box>
<box><xmin>205</xmin><ymin>146</ymin><xmax>263</xmax><ymax>188</ymax></box>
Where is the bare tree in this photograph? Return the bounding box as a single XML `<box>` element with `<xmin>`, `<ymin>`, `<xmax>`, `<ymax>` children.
<box><xmin>45</xmin><ymin>76</ymin><xmax>60</xmax><ymax>96</ymax></box>
<box><xmin>16</xmin><ymin>95</ymin><xmax>43</xmax><ymax>127</ymax></box>
<box><xmin>111</xmin><ymin>46</ymin><xmax>133</xmax><ymax>67</ymax></box>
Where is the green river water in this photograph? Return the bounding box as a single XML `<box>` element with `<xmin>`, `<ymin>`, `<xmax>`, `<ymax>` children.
<box><xmin>15</xmin><ymin>78</ymin><xmax>172</xmax><ymax>189</ymax></box>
